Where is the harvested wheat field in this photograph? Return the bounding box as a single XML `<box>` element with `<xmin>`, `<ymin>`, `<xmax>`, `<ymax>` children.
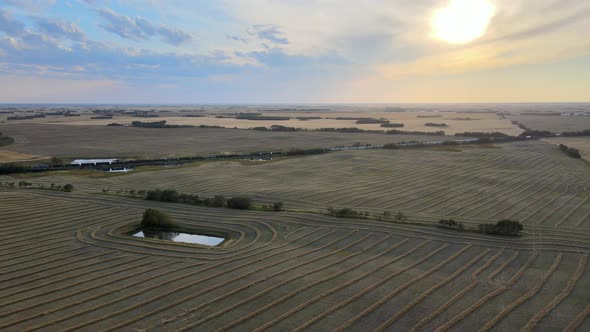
<box><xmin>1</xmin><ymin>139</ymin><xmax>590</xmax><ymax>331</ymax></box>
<box><xmin>1</xmin><ymin>188</ymin><xmax>589</xmax><ymax>331</ymax></box>
<box><xmin>18</xmin><ymin>140</ymin><xmax>590</xmax><ymax>229</ymax></box>
<box><xmin>0</xmin><ymin>123</ymin><xmax>458</xmax><ymax>160</ymax></box>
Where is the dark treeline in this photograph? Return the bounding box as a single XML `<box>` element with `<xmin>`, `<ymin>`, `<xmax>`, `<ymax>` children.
<box><xmin>7</xmin><ymin>114</ymin><xmax>45</xmax><ymax>120</ymax></box>
<box><xmin>143</xmin><ymin>188</ymin><xmax>283</xmax><ymax>211</ymax></box>
<box><xmin>559</xmin><ymin>144</ymin><xmax>582</xmax><ymax>159</ymax></box>
<box><xmin>385</xmin><ymin>129</ymin><xmax>445</xmax><ymax>136</ymax></box>
<box><xmin>296</xmin><ymin>116</ymin><xmax>322</xmax><ymax>120</ymax></box>
<box><xmin>455</xmin><ymin>132</ymin><xmax>510</xmax><ymax>138</ymax></box>
<box><xmin>478</xmin><ymin>219</ymin><xmax>523</xmax><ymax>236</ymax></box>
<box><xmin>355</xmin><ymin>118</ymin><xmax>390</xmax><ymax>124</ymax></box>
<box><xmin>424</xmin><ymin>122</ymin><xmax>448</xmax><ymax>127</ymax></box>
<box><xmin>380</xmin><ymin>123</ymin><xmax>404</xmax><ymax>128</ymax></box>
<box><xmin>131</xmin><ymin>120</ymin><xmax>193</xmax><ymax>128</ymax></box>
<box><xmin>236</xmin><ymin>113</ymin><xmax>291</xmax><ymax>121</ymax></box>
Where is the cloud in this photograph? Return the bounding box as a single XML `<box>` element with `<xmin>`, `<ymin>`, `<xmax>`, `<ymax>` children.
<box><xmin>97</xmin><ymin>7</ymin><xmax>192</xmax><ymax>45</ymax></box>
<box><xmin>157</xmin><ymin>25</ymin><xmax>192</xmax><ymax>46</ymax></box>
<box><xmin>249</xmin><ymin>24</ymin><xmax>288</xmax><ymax>45</ymax></box>
<box><xmin>0</xmin><ymin>9</ymin><xmax>26</xmax><ymax>36</ymax></box>
<box><xmin>35</xmin><ymin>17</ymin><xmax>85</xmax><ymax>41</ymax></box>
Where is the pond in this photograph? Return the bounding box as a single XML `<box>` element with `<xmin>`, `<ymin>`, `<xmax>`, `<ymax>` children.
<box><xmin>132</xmin><ymin>229</ymin><xmax>225</xmax><ymax>246</ymax></box>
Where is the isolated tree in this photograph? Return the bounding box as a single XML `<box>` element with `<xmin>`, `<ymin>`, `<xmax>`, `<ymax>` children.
<box><xmin>63</xmin><ymin>184</ymin><xmax>74</xmax><ymax>192</ymax></box>
<box><xmin>272</xmin><ymin>201</ymin><xmax>284</xmax><ymax>211</ymax></box>
<box><xmin>395</xmin><ymin>211</ymin><xmax>407</xmax><ymax>222</ymax></box>
<box><xmin>141</xmin><ymin>208</ymin><xmax>176</xmax><ymax>228</ymax></box>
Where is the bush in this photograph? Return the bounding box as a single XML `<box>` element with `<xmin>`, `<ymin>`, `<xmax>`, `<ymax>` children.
<box><xmin>327</xmin><ymin>207</ymin><xmax>364</xmax><ymax>218</ymax></box>
<box><xmin>141</xmin><ymin>209</ymin><xmax>176</xmax><ymax>228</ymax></box>
<box><xmin>567</xmin><ymin>148</ymin><xmax>581</xmax><ymax>159</ymax></box>
<box><xmin>478</xmin><ymin>219</ymin><xmax>523</xmax><ymax>236</ymax></box>
<box><xmin>63</xmin><ymin>184</ymin><xmax>74</xmax><ymax>192</ymax></box>
<box><xmin>227</xmin><ymin>196</ymin><xmax>252</xmax><ymax>209</ymax></box>
<box><xmin>272</xmin><ymin>201</ymin><xmax>284</xmax><ymax>211</ymax></box>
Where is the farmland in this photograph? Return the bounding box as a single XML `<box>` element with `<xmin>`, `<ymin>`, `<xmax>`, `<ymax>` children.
<box><xmin>1</xmin><ymin>105</ymin><xmax>590</xmax><ymax>331</ymax></box>
<box><xmin>1</xmin><ymin>138</ymin><xmax>590</xmax><ymax>330</ymax></box>
<box><xmin>0</xmin><ymin>123</ymin><xmax>459</xmax><ymax>160</ymax></box>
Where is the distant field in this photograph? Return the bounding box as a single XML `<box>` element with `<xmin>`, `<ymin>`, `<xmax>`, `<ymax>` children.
<box><xmin>508</xmin><ymin>114</ymin><xmax>590</xmax><ymax>132</ymax></box>
<box><xmin>2</xmin><ymin>110</ymin><xmax>522</xmax><ymax>136</ymax></box>
<box><xmin>0</xmin><ymin>123</ymin><xmax>460</xmax><ymax>160</ymax></box>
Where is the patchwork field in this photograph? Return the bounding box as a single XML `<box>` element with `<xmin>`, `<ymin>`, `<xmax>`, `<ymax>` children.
<box><xmin>2</xmin><ymin>124</ymin><xmax>590</xmax><ymax>330</ymax></box>
<box><xmin>29</xmin><ymin>110</ymin><xmax>521</xmax><ymax>136</ymax></box>
<box><xmin>0</xmin><ymin>123</ymin><xmax>458</xmax><ymax>160</ymax></box>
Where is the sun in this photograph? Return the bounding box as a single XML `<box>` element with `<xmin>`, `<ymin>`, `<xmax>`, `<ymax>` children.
<box><xmin>431</xmin><ymin>0</ymin><xmax>495</xmax><ymax>44</ymax></box>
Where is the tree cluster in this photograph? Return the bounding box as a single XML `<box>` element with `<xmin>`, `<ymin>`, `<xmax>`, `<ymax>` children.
<box><xmin>143</xmin><ymin>188</ymin><xmax>270</xmax><ymax>211</ymax></box>
<box><xmin>559</xmin><ymin>144</ymin><xmax>582</xmax><ymax>159</ymax></box>
<box><xmin>478</xmin><ymin>219</ymin><xmax>523</xmax><ymax>236</ymax></box>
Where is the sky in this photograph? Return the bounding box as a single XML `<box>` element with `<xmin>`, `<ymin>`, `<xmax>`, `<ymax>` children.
<box><xmin>0</xmin><ymin>0</ymin><xmax>588</xmax><ymax>104</ymax></box>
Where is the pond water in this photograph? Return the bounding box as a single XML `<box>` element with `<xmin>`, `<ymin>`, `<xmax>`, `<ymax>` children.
<box><xmin>132</xmin><ymin>229</ymin><xmax>225</xmax><ymax>246</ymax></box>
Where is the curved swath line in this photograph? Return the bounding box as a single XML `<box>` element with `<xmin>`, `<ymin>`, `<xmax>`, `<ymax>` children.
<box><xmin>92</xmin><ymin>217</ymin><xmax>280</xmax><ymax>259</ymax></box>
<box><xmin>0</xmin><ymin>257</ymin><xmax>153</xmax><ymax>314</ymax></box>
<box><xmin>409</xmin><ymin>249</ymin><xmax>505</xmax><ymax>332</ymax></box>
<box><xmin>110</xmin><ymin>231</ymin><xmax>373</xmax><ymax>331</ymax></box>
<box><xmin>213</xmin><ymin>238</ymin><xmax>410</xmax><ymax>332</ymax></box>
<box><xmin>555</xmin><ymin>196</ymin><xmax>590</xmax><ymax>227</ymax></box>
<box><xmin>251</xmin><ymin>241</ymin><xmax>439</xmax><ymax>332</ymax></box>
<box><xmin>487</xmin><ymin>251</ymin><xmax>519</xmax><ymax>286</ymax></box>
<box><xmin>331</xmin><ymin>246</ymin><xmax>474</xmax><ymax>332</ymax></box>
<box><xmin>463</xmin><ymin>163</ymin><xmax>565</xmax><ymax>218</ymax></box>
<box><xmin>374</xmin><ymin>249</ymin><xmax>493</xmax><ymax>331</ymax></box>
<box><xmin>24</xmin><ymin>229</ymin><xmax>339</xmax><ymax>331</ymax></box>
<box><xmin>521</xmin><ymin>254</ymin><xmax>588</xmax><ymax>332</ymax></box>
<box><xmin>488</xmin><ymin>175</ymin><xmax>565</xmax><ymax>219</ymax></box>
<box><xmin>521</xmin><ymin>184</ymin><xmax>573</xmax><ymax>223</ymax></box>
<box><xmin>330</xmin><ymin>150</ymin><xmax>514</xmax><ymax>208</ymax></box>
<box><xmin>429</xmin><ymin>158</ymin><xmax>559</xmax><ymax>216</ymax></box>
<box><xmin>0</xmin><ymin>204</ymin><xmax>121</xmax><ymax>236</ymax></box>
<box><xmin>374</xmin><ymin>149</ymin><xmax>543</xmax><ymax>209</ymax></box>
<box><xmin>0</xmin><ymin>209</ymin><xmax>137</xmax><ymax>247</ymax></box>
<box><xmin>404</xmin><ymin>151</ymin><xmax>554</xmax><ymax>213</ymax></box>
<box><xmin>536</xmin><ymin>194</ymin><xmax>579</xmax><ymax>226</ymax></box>
<box><xmin>575</xmin><ymin>208</ymin><xmax>590</xmax><ymax>228</ymax></box>
<box><xmin>478</xmin><ymin>254</ymin><xmax>563</xmax><ymax>331</ymax></box>
<box><xmin>81</xmin><ymin>223</ymin><xmax>314</xmax><ymax>260</ymax></box>
<box><xmin>433</xmin><ymin>252</ymin><xmax>539</xmax><ymax>332</ymax></box>
<box><xmin>0</xmin><ymin>252</ymin><xmax>118</xmax><ymax>290</ymax></box>
<box><xmin>0</xmin><ymin>261</ymin><xmax>201</xmax><ymax>330</ymax></box>
<box><xmin>0</xmin><ymin>249</ymin><xmax>106</xmax><ymax>282</ymax></box>
<box><xmin>564</xmin><ymin>303</ymin><xmax>590</xmax><ymax>332</ymax></box>
<box><xmin>105</xmin><ymin>216</ymin><xmax>272</xmax><ymax>252</ymax></box>
<box><xmin>86</xmin><ymin>218</ymin><xmax>269</xmax><ymax>258</ymax></box>
<box><xmin>453</xmin><ymin>166</ymin><xmax>561</xmax><ymax>218</ymax></box>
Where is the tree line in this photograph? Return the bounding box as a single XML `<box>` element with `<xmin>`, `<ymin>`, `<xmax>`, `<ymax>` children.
<box><xmin>130</xmin><ymin>188</ymin><xmax>284</xmax><ymax>211</ymax></box>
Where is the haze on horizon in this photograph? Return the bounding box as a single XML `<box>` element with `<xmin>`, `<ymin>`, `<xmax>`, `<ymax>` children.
<box><xmin>0</xmin><ymin>0</ymin><xmax>588</xmax><ymax>104</ymax></box>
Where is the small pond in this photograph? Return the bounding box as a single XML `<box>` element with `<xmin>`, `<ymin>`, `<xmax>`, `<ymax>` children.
<box><xmin>132</xmin><ymin>229</ymin><xmax>225</xmax><ymax>246</ymax></box>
